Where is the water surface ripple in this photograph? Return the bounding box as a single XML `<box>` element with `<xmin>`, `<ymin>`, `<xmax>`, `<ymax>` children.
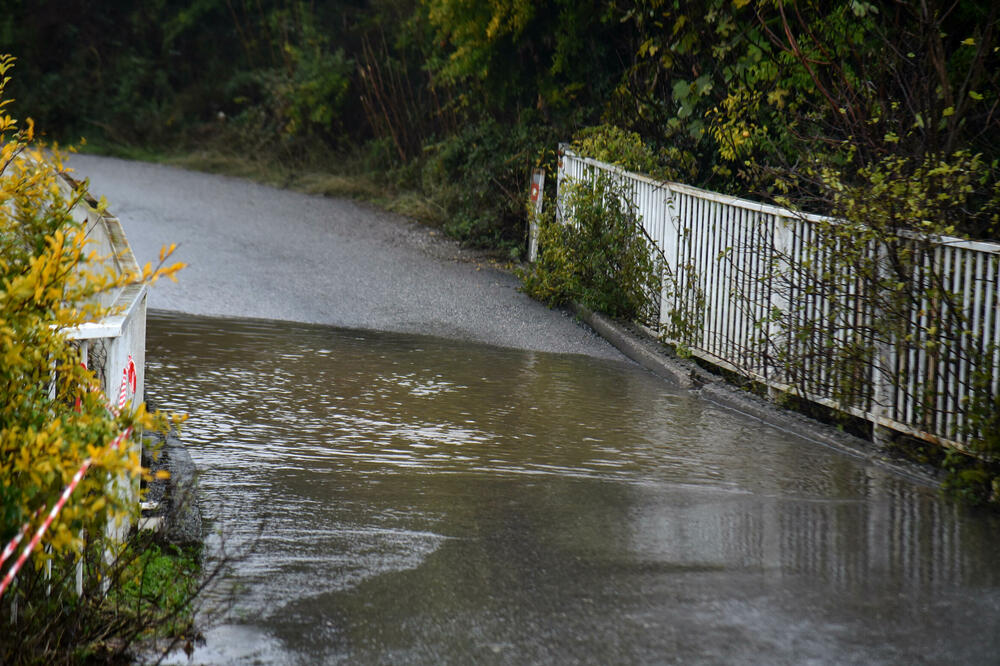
<box><xmin>146</xmin><ymin>312</ymin><xmax>1000</xmax><ymax>665</ymax></box>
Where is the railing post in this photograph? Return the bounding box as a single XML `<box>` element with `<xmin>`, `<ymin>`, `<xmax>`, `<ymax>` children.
<box><xmin>658</xmin><ymin>186</ymin><xmax>678</xmax><ymax>335</ymax></box>
<box><xmin>872</xmin><ymin>343</ymin><xmax>896</xmax><ymax>448</ymax></box>
<box><xmin>765</xmin><ymin>215</ymin><xmax>793</xmax><ymax>399</ymax></box>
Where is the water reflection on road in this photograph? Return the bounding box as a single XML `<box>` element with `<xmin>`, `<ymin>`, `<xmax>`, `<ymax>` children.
<box><xmin>146</xmin><ymin>311</ymin><xmax>1000</xmax><ymax>665</ymax></box>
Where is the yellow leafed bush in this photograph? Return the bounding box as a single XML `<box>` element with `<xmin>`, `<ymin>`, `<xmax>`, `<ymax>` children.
<box><xmin>0</xmin><ymin>52</ymin><xmax>184</xmax><ymax>565</ymax></box>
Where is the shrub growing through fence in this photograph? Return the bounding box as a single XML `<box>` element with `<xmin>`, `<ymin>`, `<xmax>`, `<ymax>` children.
<box><xmin>521</xmin><ymin>173</ymin><xmax>661</xmax><ymax>325</ymax></box>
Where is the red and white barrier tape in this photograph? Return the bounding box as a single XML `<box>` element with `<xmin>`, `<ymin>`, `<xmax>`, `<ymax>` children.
<box><xmin>0</xmin><ymin>355</ymin><xmax>136</xmax><ymax>600</ymax></box>
<box><xmin>0</xmin><ymin>513</ymin><xmax>37</xmax><ymax>570</ymax></box>
<box><xmin>113</xmin><ymin>356</ymin><xmax>137</xmax><ymax>416</ymax></box>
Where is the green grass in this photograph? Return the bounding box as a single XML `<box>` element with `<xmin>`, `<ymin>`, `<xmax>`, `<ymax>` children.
<box><xmin>109</xmin><ymin>539</ymin><xmax>202</xmax><ymax>641</ymax></box>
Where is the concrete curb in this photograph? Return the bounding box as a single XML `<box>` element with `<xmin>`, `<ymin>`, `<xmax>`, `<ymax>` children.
<box><xmin>568</xmin><ymin>303</ymin><xmax>704</xmax><ymax>389</ymax></box>
<box><xmin>570</xmin><ymin>302</ymin><xmax>943</xmax><ymax>488</ymax></box>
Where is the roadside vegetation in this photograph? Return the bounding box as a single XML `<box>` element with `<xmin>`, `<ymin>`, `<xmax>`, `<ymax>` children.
<box><xmin>6</xmin><ymin>1</ymin><xmax>997</xmax><ymax>242</ymax></box>
<box><xmin>3</xmin><ymin>1</ymin><xmax>998</xmax><ymax>501</ymax></box>
<box><xmin>0</xmin><ymin>58</ymin><xmax>211</xmax><ymax>662</ymax></box>
<box><xmin>520</xmin><ymin>173</ymin><xmax>661</xmax><ymax>326</ymax></box>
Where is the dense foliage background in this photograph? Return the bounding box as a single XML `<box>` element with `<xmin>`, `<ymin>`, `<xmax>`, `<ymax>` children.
<box><xmin>4</xmin><ymin>0</ymin><xmax>998</xmax><ymax>254</ymax></box>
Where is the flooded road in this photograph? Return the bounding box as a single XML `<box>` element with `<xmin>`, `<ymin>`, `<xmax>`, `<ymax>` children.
<box><xmin>146</xmin><ymin>311</ymin><xmax>1000</xmax><ymax>665</ymax></box>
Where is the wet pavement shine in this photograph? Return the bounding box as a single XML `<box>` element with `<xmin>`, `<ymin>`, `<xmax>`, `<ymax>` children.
<box><xmin>146</xmin><ymin>311</ymin><xmax>1000</xmax><ymax>665</ymax></box>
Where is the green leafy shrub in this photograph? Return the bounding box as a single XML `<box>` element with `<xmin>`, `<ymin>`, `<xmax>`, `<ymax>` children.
<box><xmin>571</xmin><ymin>124</ymin><xmax>694</xmax><ymax>182</ymax></box>
<box><xmin>521</xmin><ymin>172</ymin><xmax>661</xmax><ymax>323</ymax></box>
<box><xmin>420</xmin><ymin>115</ymin><xmax>557</xmax><ymax>254</ymax></box>
<box><xmin>942</xmin><ymin>450</ymin><xmax>1000</xmax><ymax>507</ymax></box>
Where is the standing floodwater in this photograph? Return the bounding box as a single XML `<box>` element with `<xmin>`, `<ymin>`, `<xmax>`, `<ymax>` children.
<box><xmin>146</xmin><ymin>311</ymin><xmax>1000</xmax><ymax>665</ymax></box>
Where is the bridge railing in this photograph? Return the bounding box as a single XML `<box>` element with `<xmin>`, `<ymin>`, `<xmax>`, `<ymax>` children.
<box><xmin>554</xmin><ymin>146</ymin><xmax>1000</xmax><ymax>456</ymax></box>
<box><xmin>59</xmin><ymin>170</ymin><xmax>147</xmax><ymax>535</ymax></box>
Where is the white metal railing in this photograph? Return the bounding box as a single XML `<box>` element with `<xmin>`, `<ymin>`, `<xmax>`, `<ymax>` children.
<box><xmin>59</xmin><ymin>169</ymin><xmax>148</xmax><ymax>535</ymax></box>
<box><xmin>554</xmin><ymin>146</ymin><xmax>1000</xmax><ymax>455</ymax></box>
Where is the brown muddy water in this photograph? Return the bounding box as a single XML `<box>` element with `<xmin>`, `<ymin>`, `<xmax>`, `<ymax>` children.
<box><xmin>145</xmin><ymin>311</ymin><xmax>1000</xmax><ymax>665</ymax></box>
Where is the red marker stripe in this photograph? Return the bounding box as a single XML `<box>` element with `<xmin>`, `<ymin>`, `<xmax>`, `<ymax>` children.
<box><xmin>0</xmin><ymin>519</ymin><xmax>34</xmax><ymax>570</ymax></box>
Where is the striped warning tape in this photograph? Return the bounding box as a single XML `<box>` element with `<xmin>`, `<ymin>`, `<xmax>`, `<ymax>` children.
<box><xmin>0</xmin><ymin>355</ymin><xmax>136</xmax><ymax>600</ymax></box>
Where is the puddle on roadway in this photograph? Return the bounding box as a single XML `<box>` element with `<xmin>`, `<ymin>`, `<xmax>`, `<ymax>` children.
<box><xmin>146</xmin><ymin>311</ymin><xmax>1000</xmax><ymax>665</ymax></box>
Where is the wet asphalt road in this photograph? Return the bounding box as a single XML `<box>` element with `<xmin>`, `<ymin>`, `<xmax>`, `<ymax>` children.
<box><xmin>71</xmin><ymin>154</ymin><xmax>620</xmax><ymax>359</ymax></box>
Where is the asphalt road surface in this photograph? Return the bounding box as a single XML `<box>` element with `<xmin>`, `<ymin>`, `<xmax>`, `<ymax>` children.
<box><xmin>72</xmin><ymin>154</ymin><xmax>620</xmax><ymax>359</ymax></box>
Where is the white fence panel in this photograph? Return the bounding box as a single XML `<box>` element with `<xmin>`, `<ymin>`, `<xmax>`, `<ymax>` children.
<box><xmin>555</xmin><ymin>146</ymin><xmax>1000</xmax><ymax>455</ymax></box>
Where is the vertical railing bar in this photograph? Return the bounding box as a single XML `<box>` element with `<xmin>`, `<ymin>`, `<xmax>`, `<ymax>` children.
<box><xmin>684</xmin><ymin>192</ymin><xmax>696</xmax><ymax>345</ymax></box>
<box><xmin>972</xmin><ymin>252</ymin><xmax>990</xmax><ymax>439</ymax></box>
<box><xmin>710</xmin><ymin>197</ymin><xmax>720</xmax><ymax>356</ymax></box>
<box><xmin>638</xmin><ymin>181</ymin><xmax>647</xmax><ymax>322</ymax></box>
<box><xmin>712</xmin><ymin>200</ymin><xmax>724</xmax><ymax>358</ymax></box>
<box><xmin>823</xmin><ymin>229</ymin><xmax>833</xmax><ymax>400</ymax></box>
<box><xmin>947</xmin><ymin>249</ymin><xmax>961</xmax><ymax>436</ymax></box>
<box><xmin>796</xmin><ymin>219</ymin><xmax>807</xmax><ymax>394</ymax></box>
<box><xmin>713</xmin><ymin>199</ymin><xmax>724</xmax><ymax>358</ymax></box>
<box><xmin>803</xmin><ymin>218</ymin><xmax>814</xmax><ymax>394</ymax></box>
<box><xmin>828</xmin><ymin>228</ymin><xmax>840</xmax><ymax>401</ymax></box>
<box><xmin>950</xmin><ymin>246</ymin><xmax>967</xmax><ymax>437</ymax></box>
<box><xmin>748</xmin><ymin>209</ymin><xmax>761</xmax><ymax>371</ymax></box>
<box><xmin>686</xmin><ymin>192</ymin><xmax>696</xmax><ymax>345</ymax></box>
<box><xmin>907</xmin><ymin>245</ymin><xmax>924</xmax><ymax>425</ymax></box>
<box><xmin>732</xmin><ymin>205</ymin><xmax>746</xmax><ymax>367</ymax></box>
<box><xmin>669</xmin><ymin>192</ymin><xmax>682</xmax><ymax>337</ymax></box>
<box><xmin>739</xmin><ymin>207</ymin><xmax>753</xmax><ymax>370</ymax></box>
<box><xmin>889</xmin><ymin>240</ymin><xmax>904</xmax><ymax>420</ymax></box>
<box><xmin>889</xmin><ymin>240</ymin><xmax>904</xmax><ymax>419</ymax></box>
<box><xmin>704</xmin><ymin>198</ymin><xmax>714</xmax><ymax>355</ymax></box>
<box><xmin>657</xmin><ymin>184</ymin><xmax>667</xmax><ymax>332</ymax></box>
<box><xmin>830</xmin><ymin>228</ymin><xmax>841</xmax><ymax>399</ymax></box>
<box><xmin>920</xmin><ymin>246</ymin><xmax>934</xmax><ymax>431</ymax></box>
<box><xmin>966</xmin><ymin>250</ymin><xmax>985</xmax><ymax>439</ymax></box>
<box><xmin>936</xmin><ymin>246</ymin><xmax>953</xmax><ymax>435</ymax></box>
<box><xmin>868</xmin><ymin>239</ymin><xmax>878</xmax><ymax>412</ymax></box>
<box><xmin>929</xmin><ymin>245</ymin><xmax>943</xmax><ymax>433</ymax></box>
<box><xmin>796</xmin><ymin>218</ymin><xmax>808</xmax><ymax>393</ymax></box>
<box><xmin>866</xmin><ymin>238</ymin><xmax>876</xmax><ymax>414</ymax></box>
<box><xmin>830</xmin><ymin>231</ymin><xmax>842</xmax><ymax>401</ymax></box>
<box><xmin>729</xmin><ymin>203</ymin><xmax>741</xmax><ymax>366</ymax></box>
<box><xmin>813</xmin><ymin>221</ymin><xmax>823</xmax><ymax>396</ymax></box>
<box><xmin>918</xmin><ymin>248</ymin><xmax>935</xmax><ymax>428</ymax></box>
<box><xmin>695</xmin><ymin>195</ymin><xmax>708</xmax><ymax>351</ymax></box>
<box><xmin>764</xmin><ymin>214</ymin><xmax>777</xmax><ymax>382</ymax></box>
<box><xmin>787</xmin><ymin>219</ymin><xmax>800</xmax><ymax>390</ymax></box>
<box><xmin>849</xmin><ymin>234</ymin><xmax>859</xmax><ymax>406</ymax></box>
<box><xmin>859</xmin><ymin>236</ymin><xmax>869</xmax><ymax>410</ymax></box>
<box><xmin>696</xmin><ymin>195</ymin><xmax>707</xmax><ymax>351</ymax></box>
<box><xmin>649</xmin><ymin>183</ymin><xmax>659</xmax><ymax>327</ymax></box>
<box><xmin>901</xmin><ymin>246</ymin><xmax>912</xmax><ymax>422</ymax></box>
<box><xmin>746</xmin><ymin>210</ymin><xmax>761</xmax><ymax>371</ymax></box>
<box><xmin>951</xmin><ymin>247</ymin><xmax>966</xmax><ymax>437</ymax></box>
<box><xmin>956</xmin><ymin>251</ymin><xmax>976</xmax><ymax>437</ymax></box>
<box><xmin>715</xmin><ymin>200</ymin><xmax>726</xmax><ymax>360</ymax></box>
<box><xmin>675</xmin><ymin>191</ymin><xmax>687</xmax><ymax>344</ymax></box>
<box><xmin>678</xmin><ymin>192</ymin><xmax>691</xmax><ymax>344</ymax></box>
